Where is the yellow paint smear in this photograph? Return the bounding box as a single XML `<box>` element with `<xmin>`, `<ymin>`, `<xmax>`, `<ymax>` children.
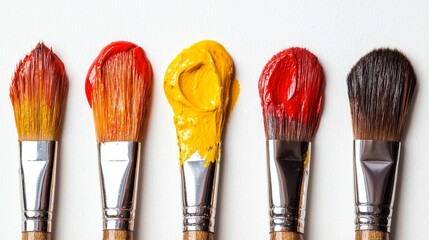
<box><xmin>164</xmin><ymin>40</ymin><xmax>239</xmax><ymax>165</ymax></box>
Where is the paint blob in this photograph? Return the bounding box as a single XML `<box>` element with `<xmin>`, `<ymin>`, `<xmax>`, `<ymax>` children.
<box><xmin>164</xmin><ymin>40</ymin><xmax>239</xmax><ymax>165</ymax></box>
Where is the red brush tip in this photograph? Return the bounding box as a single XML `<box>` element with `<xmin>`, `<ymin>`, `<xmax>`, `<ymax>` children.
<box><xmin>10</xmin><ymin>42</ymin><xmax>68</xmax><ymax>141</ymax></box>
<box><xmin>85</xmin><ymin>41</ymin><xmax>150</xmax><ymax>107</ymax></box>
<box><xmin>258</xmin><ymin>47</ymin><xmax>324</xmax><ymax>140</ymax></box>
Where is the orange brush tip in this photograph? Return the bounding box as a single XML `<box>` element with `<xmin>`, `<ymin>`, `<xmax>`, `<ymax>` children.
<box><xmin>86</xmin><ymin>41</ymin><xmax>153</xmax><ymax>142</ymax></box>
<box><xmin>10</xmin><ymin>42</ymin><xmax>69</xmax><ymax>141</ymax></box>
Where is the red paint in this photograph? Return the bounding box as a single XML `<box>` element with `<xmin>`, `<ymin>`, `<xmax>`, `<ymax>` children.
<box><xmin>85</xmin><ymin>41</ymin><xmax>152</xmax><ymax>107</ymax></box>
<box><xmin>13</xmin><ymin>42</ymin><xmax>67</xmax><ymax>109</ymax></box>
<box><xmin>258</xmin><ymin>48</ymin><xmax>324</xmax><ymax>129</ymax></box>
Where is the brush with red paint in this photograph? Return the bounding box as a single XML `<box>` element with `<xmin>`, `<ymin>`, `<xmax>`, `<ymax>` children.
<box><xmin>86</xmin><ymin>41</ymin><xmax>152</xmax><ymax>240</ymax></box>
<box><xmin>10</xmin><ymin>43</ymin><xmax>69</xmax><ymax>240</ymax></box>
<box><xmin>259</xmin><ymin>48</ymin><xmax>324</xmax><ymax>240</ymax></box>
<box><xmin>347</xmin><ymin>49</ymin><xmax>416</xmax><ymax>240</ymax></box>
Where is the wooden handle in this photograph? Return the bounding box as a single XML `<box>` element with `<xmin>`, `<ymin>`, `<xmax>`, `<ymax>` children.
<box><xmin>183</xmin><ymin>231</ymin><xmax>214</xmax><ymax>240</ymax></box>
<box><xmin>270</xmin><ymin>232</ymin><xmax>303</xmax><ymax>240</ymax></box>
<box><xmin>22</xmin><ymin>232</ymin><xmax>51</xmax><ymax>240</ymax></box>
<box><xmin>355</xmin><ymin>230</ymin><xmax>389</xmax><ymax>240</ymax></box>
<box><xmin>103</xmin><ymin>230</ymin><xmax>133</xmax><ymax>240</ymax></box>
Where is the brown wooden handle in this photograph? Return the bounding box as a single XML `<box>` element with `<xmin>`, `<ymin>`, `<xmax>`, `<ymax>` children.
<box><xmin>103</xmin><ymin>230</ymin><xmax>133</xmax><ymax>240</ymax></box>
<box><xmin>270</xmin><ymin>232</ymin><xmax>304</xmax><ymax>240</ymax></box>
<box><xmin>355</xmin><ymin>230</ymin><xmax>389</xmax><ymax>240</ymax></box>
<box><xmin>183</xmin><ymin>231</ymin><xmax>214</xmax><ymax>240</ymax></box>
<box><xmin>22</xmin><ymin>232</ymin><xmax>51</xmax><ymax>240</ymax></box>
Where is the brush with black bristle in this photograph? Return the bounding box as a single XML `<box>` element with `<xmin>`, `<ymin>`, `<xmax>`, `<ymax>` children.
<box><xmin>259</xmin><ymin>47</ymin><xmax>324</xmax><ymax>240</ymax></box>
<box><xmin>10</xmin><ymin>43</ymin><xmax>69</xmax><ymax>240</ymax></box>
<box><xmin>347</xmin><ymin>49</ymin><xmax>416</xmax><ymax>240</ymax></box>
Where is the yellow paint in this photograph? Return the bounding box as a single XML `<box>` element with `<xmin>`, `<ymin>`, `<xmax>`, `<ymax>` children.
<box><xmin>10</xmin><ymin>100</ymin><xmax>58</xmax><ymax>141</ymax></box>
<box><xmin>164</xmin><ymin>40</ymin><xmax>239</xmax><ymax>165</ymax></box>
<box><xmin>227</xmin><ymin>79</ymin><xmax>240</xmax><ymax>120</ymax></box>
<box><xmin>304</xmin><ymin>147</ymin><xmax>310</xmax><ymax>167</ymax></box>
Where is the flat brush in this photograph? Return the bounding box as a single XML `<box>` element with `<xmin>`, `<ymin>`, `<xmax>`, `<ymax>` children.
<box><xmin>86</xmin><ymin>41</ymin><xmax>152</xmax><ymax>240</ymax></box>
<box><xmin>347</xmin><ymin>49</ymin><xmax>416</xmax><ymax>240</ymax></box>
<box><xmin>259</xmin><ymin>48</ymin><xmax>324</xmax><ymax>240</ymax></box>
<box><xmin>164</xmin><ymin>40</ymin><xmax>238</xmax><ymax>240</ymax></box>
<box><xmin>10</xmin><ymin>43</ymin><xmax>69</xmax><ymax>240</ymax></box>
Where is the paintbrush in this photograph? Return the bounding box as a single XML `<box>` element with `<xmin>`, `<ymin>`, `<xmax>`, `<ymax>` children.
<box><xmin>347</xmin><ymin>49</ymin><xmax>416</xmax><ymax>240</ymax></box>
<box><xmin>85</xmin><ymin>41</ymin><xmax>152</xmax><ymax>240</ymax></box>
<box><xmin>259</xmin><ymin>47</ymin><xmax>324</xmax><ymax>240</ymax></box>
<box><xmin>10</xmin><ymin>42</ymin><xmax>69</xmax><ymax>240</ymax></box>
<box><xmin>164</xmin><ymin>40</ymin><xmax>238</xmax><ymax>240</ymax></box>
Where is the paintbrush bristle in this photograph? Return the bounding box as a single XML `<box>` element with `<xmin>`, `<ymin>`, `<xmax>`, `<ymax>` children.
<box><xmin>91</xmin><ymin>47</ymin><xmax>152</xmax><ymax>142</ymax></box>
<box><xmin>259</xmin><ymin>48</ymin><xmax>324</xmax><ymax>141</ymax></box>
<box><xmin>347</xmin><ymin>49</ymin><xmax>416</xmax><ymax>141</ymax></box>
<box><xmin>10</xmin><ymin>43</ymin><xmax>68</xmax><ymax>141</ymax></box>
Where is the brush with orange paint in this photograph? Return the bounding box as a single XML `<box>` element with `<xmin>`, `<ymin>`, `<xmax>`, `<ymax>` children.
<box><xmin>259</xmin><ymin>48</ymin><xmax>324</xmax><ymax>240</ymax></box>
<box><xmin>347</xmin><ymin>49</ymin><xmax>416</xmax><ymax>240</ymax></box>
<box><xmin>85</xmin><ymin>41</ymin><xmax>152</xmax><ymax>240</ymax></box>
<box><xmin>10</xmin><ymin>43</ymin><xmax>69</xmax><ymax>240</ymax></box>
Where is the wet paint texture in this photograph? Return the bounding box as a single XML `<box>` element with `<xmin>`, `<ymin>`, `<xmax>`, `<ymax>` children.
<box><xmin>85</xmin><ymin>41</ymin><xmax>151</xmax><ymax>107</ymax></box>
<box><xmin>259</xmin><ymin>48</ymin><xmax>324</xmax><ymax>141</ymax></box>
<box><xmin>85</xmin><ymin>41</ymin><xmax>152</xmax><ymax>142</ymax></box>
<box><xmin>164</xmin><ymin>40</ymin><xmax>239</xmax><ymax>165</ymax></box>
<box><xmin>10</xmin><ymin>43</ymin><xmax>69</xmax><ymax>141</ymax></box>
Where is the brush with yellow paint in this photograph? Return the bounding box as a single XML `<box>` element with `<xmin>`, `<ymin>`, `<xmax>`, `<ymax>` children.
<box><xmin>10</xmin><ymin>43</ymin><xmax>69</xmax><ymax>240</ymax></box>
<box><xmin>164</xmin><ymin>40</ymin><xmax>239</xmax><ymax>240</ymax></box>
<box><xmin>85</xmin><ymin>41</ymin><xmax>152</xmax><ymax>240</ymax></box>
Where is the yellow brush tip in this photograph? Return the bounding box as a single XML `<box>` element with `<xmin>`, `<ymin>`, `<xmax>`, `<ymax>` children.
<box><xmin>10</xmin><ymin>42</ymin><xmax>69</xmax><ymax>141</ymax></box>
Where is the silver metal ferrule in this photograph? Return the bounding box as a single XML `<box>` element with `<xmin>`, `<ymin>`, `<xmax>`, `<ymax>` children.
<box><xmin>181</xmin><ymin>152</ymin><xmax>219</xmax><ymax>233</ymax></box>
<box><xmin>98</xmin><ymin>142</ymin><xmax>141</xmax><ymax>231</ymax></box>
<box><xmin>267</xmin><ymin>140</ymin><xmax>311</xmax><ymax>234</ymax></box>
<box><xmin>354</xmin><ymin>140</ymin><xmax>401</xmax><ymax>232</ymax></box>
<box><xmin>19</xmin><ymin>141</ymin><xmax>58</xmax><ymax>232</ymax></box>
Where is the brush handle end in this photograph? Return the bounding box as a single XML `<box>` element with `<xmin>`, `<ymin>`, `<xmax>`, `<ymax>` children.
<box><xmin>103</xmin><ymin>230</ymin><xmax>133</xmax><ymax>240</ymax></box>
<box><xmin>22</xmin><ymin>232</ymin><xmax>51</xmax><ymax>240</ymax></box>
<box><xmin>183</xmin><ymin>231</ymin><xmax>214</xmax><ymax>240</ymax></box>
<box><xmin>270</xmin><ymin>232</ymin><xmax>303</xmax><ymax>240</ymax></box>
<box><xmin>355</xmin><ymin>230</ymin><xmax>389</xmax><ymax>240</ymax></box>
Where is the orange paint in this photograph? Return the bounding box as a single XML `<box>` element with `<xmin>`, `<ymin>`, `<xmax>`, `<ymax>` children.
<box><xmin>85</xmin><ymin>41</ymin><xmax>153</xmax><ymax>142</ymax></box>
<box><xmin>10</xmin><ymin>43</ymin><xmax>68</xmax><ymax>141</ymax></box>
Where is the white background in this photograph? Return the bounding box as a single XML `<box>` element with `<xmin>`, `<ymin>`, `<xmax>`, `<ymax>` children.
<box><xmin>0</xmin><ymin>1</ymin><xmax>428</xmax><ymax>239</ymax></box>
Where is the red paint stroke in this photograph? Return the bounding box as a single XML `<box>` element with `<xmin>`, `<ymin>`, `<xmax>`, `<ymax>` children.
<box><xmin>14</xmin><ymin>42</ymin><xmax>67</xmax><ymax>109</ymax></box>
<box><xmin>85</xmin><ymin>41</ymin><xmax>151</xmax><ymax>107</ymax></box>
<box><xmin>258</xmin><ymin>47</ymin><xmax>324</xmax><ymax>126</ymax></box>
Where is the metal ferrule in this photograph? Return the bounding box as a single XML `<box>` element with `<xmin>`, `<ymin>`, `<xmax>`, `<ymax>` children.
<box><xmin>266</xmin><ymin>140</ymin><xmax>311</xmax><ymax>234</ymax></box>
<box><xmin>181</xmin><ymin>153</ymin><xmax>219</xmax><ymax>233</ymax></box>
<box><xmin>98</xmin><ymin>142</ymin><xmax>141</xmax><ymax>231</ymax></box>
<box><xmin>19</xmin><ymin>141</ymin><xmax>58</xmax><ymax>232</ymax></box>
<box><xmin>354</xmin><ymin>140</ymin><xmax>401</xmax><ymax>232</ymax></box>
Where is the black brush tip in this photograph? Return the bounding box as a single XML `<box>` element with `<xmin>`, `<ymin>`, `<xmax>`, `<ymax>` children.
<box><xmin>347</xmin><ymin>48</ymin><xmax>416</xmax><ymax>141</ymax></box>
